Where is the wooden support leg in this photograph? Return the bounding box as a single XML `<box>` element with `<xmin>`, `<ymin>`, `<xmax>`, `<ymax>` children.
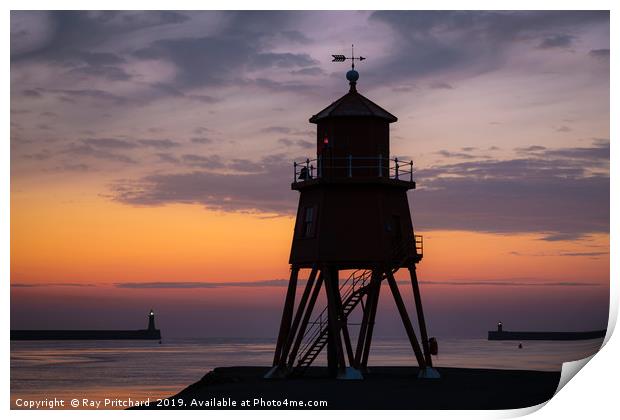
<box><xmin>408</xmin><ymin>264</ymin><xmax>433</xmax><ymax>367</ymax></box>
<box><xmin>355</xmin><ymin>270</ymin><xmax>379</xmax><ymax>366</ymax></box>
<box><xmin>287</xmin><ymin>273</ymin><xmax>324</xmax><ymax>369</ymax></box>
<box><xmin>324</xmin><ymin>265</ymin><xmax>346</xmax><ymax>376</ymax></box>
<box><xmin>273</xmin><ymin>266</ymin><xmax>300</xmax><ymax>366</ymax></box>
<box><xmin>279</xmin><ymin>266</ymin><xmax>318</xmax><ymax>367</ymax></box>
<box><xmin>355</xmin><ymin>291</ymin><xmax>372</xmax><ymax>366</ymax></box>
<box><xmin>361</xmin><ymin>271</ymin><xmax>382</xmax><ymax>368</ymax></box>
<box><xmin>331</xmin><ymin>277</ymin><xmax>356</xmax><ymax>367</ymax></box>
<box><xmin>386</xmin><ymin>270</ymin><xmax>426</xmax><ymax>369</ymax></box>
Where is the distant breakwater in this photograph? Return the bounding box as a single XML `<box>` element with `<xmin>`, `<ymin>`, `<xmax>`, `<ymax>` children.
<box><xmin>10</xmin><ymin>329</ymin><xmax>161</xmax><ymax>341</ymax></box>
<box><xmin>488</xmin><ymin>329</ymin><xmax>606</xmax><ymax>341</ymax></box>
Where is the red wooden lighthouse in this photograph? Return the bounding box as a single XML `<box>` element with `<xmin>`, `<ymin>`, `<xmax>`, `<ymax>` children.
<box><xmin>267</xmin><ymin>50</ymin><xmax>439</xmax><ymax>380</ymax></box>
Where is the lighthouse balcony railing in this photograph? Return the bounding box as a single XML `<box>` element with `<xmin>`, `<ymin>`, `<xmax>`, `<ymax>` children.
<box><xmin>392</xmin><ymin>234</ymin><xmax>424</xmax><ymax>262</ymax></box>
<box><xmin>415</xmin><ymin>234</ymin><xmax>424</xmax><ymax>258</ymax></box>
<box><xmin>293</xmin><ymin>156</ymin><xmax>415</xmax><ymax>183</ymax></box>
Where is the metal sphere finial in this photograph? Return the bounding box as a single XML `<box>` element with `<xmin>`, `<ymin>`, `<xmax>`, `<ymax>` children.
<box><xmin>346</xmin><ymin>69</ymin><xmax>359</xmax><ymax>82</ymax></box>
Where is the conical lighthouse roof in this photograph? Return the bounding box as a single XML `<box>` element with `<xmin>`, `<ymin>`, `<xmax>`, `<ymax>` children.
<box><xmin>309</xmin><ymin>82</ymin><xmax>398</xmax><ymax>124</ymax></box>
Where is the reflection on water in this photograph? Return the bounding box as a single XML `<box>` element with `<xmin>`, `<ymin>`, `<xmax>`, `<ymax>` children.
<box><xmin>11</xmin><ymin>337</ymin><xmax>603</xmax><ymax>409</ymax></box>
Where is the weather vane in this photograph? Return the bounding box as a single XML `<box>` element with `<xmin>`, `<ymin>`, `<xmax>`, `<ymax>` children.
<box><xmin>332</xmin><ymin>44</ymin><xmax>366</xmax><ymax>69</ymax></box>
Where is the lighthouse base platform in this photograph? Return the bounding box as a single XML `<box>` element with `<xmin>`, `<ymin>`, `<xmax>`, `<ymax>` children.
<box><xmin>147</xmin><ymin>366</ymin><xmax>561</xmax><ymax>410</ymax></box>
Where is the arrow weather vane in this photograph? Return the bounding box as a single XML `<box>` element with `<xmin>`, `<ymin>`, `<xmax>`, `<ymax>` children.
<box><xmin>332</xmin><ymin>44</ymin><xmax>366</xmax><ymax>69</ymax></box>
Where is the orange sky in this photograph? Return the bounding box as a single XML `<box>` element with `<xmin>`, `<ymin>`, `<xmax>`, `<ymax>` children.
<box><xmin>10</xmin><ymin>178</ymin><xmax>609</xmax><ymax>338</ymax></box>
<box><xmin>9</xmin><ymin>11</ymin><xmax>609</xmax><ymax>337</ymax></box>
<box><xmin>11</xmin><ymin>186</ymin><xmax>609</xmax><ymax>286</ymax></box>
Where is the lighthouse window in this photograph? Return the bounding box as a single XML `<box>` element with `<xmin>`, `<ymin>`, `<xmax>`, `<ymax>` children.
<box><xmin>302</xmin><ymin>206</ymin><xmax>315</xmax><ymax>238</ymax></box>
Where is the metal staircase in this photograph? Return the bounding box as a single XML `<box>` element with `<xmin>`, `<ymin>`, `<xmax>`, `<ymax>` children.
<box><xmin>293</xmin><ymin>268</ymin><xmax>373</xmax><ymax>373</ymax></box>
<box><xmin>292</xmin><ymin>234</ymin><xmax>423</xmax><ymax>374</ymax></box>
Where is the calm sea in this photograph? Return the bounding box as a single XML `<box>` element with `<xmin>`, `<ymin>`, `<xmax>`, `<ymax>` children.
<box><xmin>10</xmin><ymin>337</ymin><xmax>603</xmax><ymax>409</ymax></box>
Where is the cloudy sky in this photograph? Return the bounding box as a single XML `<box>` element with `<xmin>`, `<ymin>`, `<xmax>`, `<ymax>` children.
<box><xmin>11</xmin><ymin>11</ymin><xmax>609</xmax><ymax>338</ymax></box>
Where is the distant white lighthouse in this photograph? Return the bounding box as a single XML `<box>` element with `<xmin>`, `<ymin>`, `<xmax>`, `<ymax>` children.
<box><xmin>148</xmin><ymin>309</ymin><xmax>156</xmax><ymax>331</ymax></box>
